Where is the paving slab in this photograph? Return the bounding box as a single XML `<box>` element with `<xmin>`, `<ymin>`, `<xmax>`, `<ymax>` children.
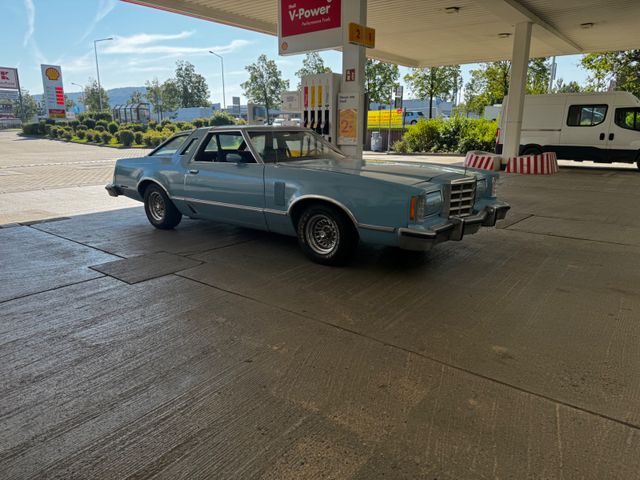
<box><xmin>1</xmin><ymin>275</ymin><xmax>639</xmax><ymax>479</ymax></box>
<box><xmin>0</xmin><ymin>226</ymin><xmax>115</xmax><ymax>302</ymax></box>
<box><xmin>90</xmin><ymin>251</ymin><xmax>203</xmax><ymax>284</ymax></box>
<box><xmin>33</xmin><ymin>207</ymin><xmax>260</xmax><ymax>258</ymax></box>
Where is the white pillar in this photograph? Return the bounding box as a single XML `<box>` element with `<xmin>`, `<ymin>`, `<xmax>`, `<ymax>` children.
<box><xmin>340</xmin><ymin>0</ymin><xmax>367</xmax><ymax>159</ymax></box>
<box><xmin>502</xmin><ymin>21</ymin><xmax>532</xmax><ymax>160</ymax></box>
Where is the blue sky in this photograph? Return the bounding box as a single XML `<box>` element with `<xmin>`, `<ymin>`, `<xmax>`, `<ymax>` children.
<box><xmin>5</xmin><ymin>0</ymin><xmax>590</xmax><ymax>104</ymax></box>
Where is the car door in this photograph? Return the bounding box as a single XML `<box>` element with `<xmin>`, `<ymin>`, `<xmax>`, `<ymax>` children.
<box><xmin>607</xmin><ymin>107</ymin><xmax>640</xmax><ymax>163</ymax></box>
<box><xmin>560</xmin><ymin>103</ymin><xmax>609</xmax><ymax>161</ymax></box>
<box><xmin>182</xmin><ymin>130</ymin><xmax>266</xmax><ymax>229</ymax></box>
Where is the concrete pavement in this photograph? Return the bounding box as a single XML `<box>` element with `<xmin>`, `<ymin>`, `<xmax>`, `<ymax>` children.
<box><xmin>2</xmin><ymin>130</ymin><xmax>640</xmax><ymax>478</ymax></box>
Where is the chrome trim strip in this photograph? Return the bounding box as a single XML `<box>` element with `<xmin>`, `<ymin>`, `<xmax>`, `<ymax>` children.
<box><xmin>358</xmin><ymin>223</ymin><xmax>396</xmax><ymax>233</ymax></box>
<box><xmin>172</xmin><ymin>196</ymin><xmax>263</xmax><ymax>213</ymax></box>
<box><xmin>173</xmin><ymin>196</ymin><xmax>288</xmax><ymax>217</ymax></box>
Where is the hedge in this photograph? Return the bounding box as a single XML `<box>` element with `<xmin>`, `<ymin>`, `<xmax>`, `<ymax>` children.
<box><xmin>393</xmin><ymin>117</ymin><xmax>498</xmax><ymax>154</ymax></box>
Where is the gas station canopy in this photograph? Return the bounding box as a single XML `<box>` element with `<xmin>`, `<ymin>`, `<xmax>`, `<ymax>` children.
<box><xmin>126</xmin><ymin>0</ymin><xmax>639</xmax><ymax>66</ymax></box>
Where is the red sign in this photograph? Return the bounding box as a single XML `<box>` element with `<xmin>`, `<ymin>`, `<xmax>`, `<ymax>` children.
<box><xmin>345</xmin><ymin>68</ymin><xmax>355</xmax><ymax>82</ymax></box>
<box><xmin>280</xmin><ymin>0</ymin><xmax>341</xmax><ymax>37</ymax></box>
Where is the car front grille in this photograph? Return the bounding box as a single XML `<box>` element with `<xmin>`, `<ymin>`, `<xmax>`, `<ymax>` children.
<box><xmin>448</xmin><ymin>178</ymin><xmax>476</xmax><ymax>217</ymax></box>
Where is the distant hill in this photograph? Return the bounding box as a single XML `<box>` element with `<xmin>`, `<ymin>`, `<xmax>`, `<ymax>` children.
<box><xmin>33</xmin><ymin>86</ymin><xmax>147</xmax><ymax>110</ymax></box>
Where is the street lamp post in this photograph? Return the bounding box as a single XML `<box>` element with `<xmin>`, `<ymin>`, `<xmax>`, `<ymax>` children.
<box><xmin>209</xmin><ymin>51</ymin><xmax>226</xmax><ymax>110</ymax></box>
<box><xmin>94</xmin><ymin>37</ymin><xmax>113</xmax><ymax>111</ymax></box>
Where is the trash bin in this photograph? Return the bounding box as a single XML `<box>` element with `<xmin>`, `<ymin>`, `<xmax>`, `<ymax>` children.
<box><xmin>371</xmin><ymin>131</ymin><xmax>383</xmax><ymax>152</ymax></box>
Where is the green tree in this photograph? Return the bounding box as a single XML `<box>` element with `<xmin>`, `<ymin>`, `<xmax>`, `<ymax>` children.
<box><xmin>553</xmin><ymin>79</ymin><xmax>582</xmax><ymax>93</ymax></box>
<box><xmin>174</xmin><ymin>60</ymin><xmax>210</xmax><ymax>108</ymax></box>
<box><xmin>241</xmin><ymin>54</ymin><xmax>290</xmax><ymax>121</ymax></box>
<box><xmin>295</xmin><ymin>52</ymin><xmax>331</xmax><ymax>87</ymax></box>
<box><xmin>527</xmin><ymin>58</ymin><xmax>551</xmax><ymax>95</ymax></box>
<box><xmin>83</xmin><ymin>78</ymin><xmax>109</xmax><ymax>112</ymax></box>
<box><xmin>145</xmin><ymin>78</ymin><xmax>181</xmax><ymax>118</ymax></box>
<box><xmin>404</xmin><ymin>65</ymin><xmax>461</xmax><ymax>118</ymax></box>
<box><xmin>580</xmin><ymin>50</ymin><xmax>640</xmax><ymax>96</ymax></box>
<box><xmin>129</xmin><ymin>90</ymin><xmax>145</xmax><ymax>104</ymax></box>
<box><xmin>13</xmin><ymin>90</ymin><xmax>38</xmax><ymax>120</ymax></box>
<box><xmin>365</xmin><ymin>59</ymin><xmax>399</xmax><ymax>105</ymax></box>
<box><xmin>64</xmin><ymin>95</ymin><xmax>75</xmax><ymax>111</ymax></box>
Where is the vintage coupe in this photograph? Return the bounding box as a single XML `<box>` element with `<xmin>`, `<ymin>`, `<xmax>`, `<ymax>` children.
<box><xmin>106</xmin><ymin>126</ymin><xmax>509</xmax><ymax>265</ymax></box>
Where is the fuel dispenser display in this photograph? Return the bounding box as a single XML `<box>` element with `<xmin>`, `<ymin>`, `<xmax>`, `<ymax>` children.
<box><xmin>301</xmin><ymin>73</ymin><xmax>341</xmax><ymax>145</ymax></box>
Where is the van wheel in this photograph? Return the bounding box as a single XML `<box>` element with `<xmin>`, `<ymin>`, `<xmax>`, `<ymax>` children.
<box><xmin>521</xmin><ymin>146</ymin><xmax>542</xmax><ymax>156</ymax></box>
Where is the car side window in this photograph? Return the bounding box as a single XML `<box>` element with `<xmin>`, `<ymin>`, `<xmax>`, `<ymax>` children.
<box><xmin>151</xmin><ymin>135</ymin><xmax>188</xmax><ymax>156</ymax></box>
<box><xmin>614</xmin><ymin>108</ymin><xmax>640</xmax><ymax>131</ymax></box>
<box><xmin>179</xmin><ymin>137</ymin><xmax>200</xmax><ymax>157</ymax></box>
<box><xmin>567</xmin><ymin>104</ymin><xmax>608</xmax><ymax>127</ymax></box>
<box><xmin>192</xmin><ymin>132</ymin><xmax>256</xmax><ymax>163</ymax></box>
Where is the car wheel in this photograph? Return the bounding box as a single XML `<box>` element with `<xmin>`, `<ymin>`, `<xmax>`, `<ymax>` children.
<box><xmin>144</xmin><ymin>184</ymin><xmax>182</xmax><ymax>230</ymax></box>
<box><xmin>297</xmin><ymin>204</ymin><xmax>358</xmax><ymax>265</ymax></box>
<box><xmin>521</xmin><ymin>146</ymin><xmax>542</xmax><ymax>156</ymax></box>
<box><xmin>410</xmin><ymin>120</ymin><xmax>417</xmax><ymax>125</ymax></box>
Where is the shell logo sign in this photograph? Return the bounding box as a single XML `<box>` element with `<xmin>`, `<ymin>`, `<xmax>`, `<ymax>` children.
<box><xmin>44</xmin><ymin>67</ymin><xmax>60</xmax><ymax>81</ymax></box>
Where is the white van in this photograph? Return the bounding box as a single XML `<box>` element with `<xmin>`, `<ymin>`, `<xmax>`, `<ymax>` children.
<box><xmin>496</xmin><ymin>91</ymin><xmax>640</xmax><ymax>168</ymax></box>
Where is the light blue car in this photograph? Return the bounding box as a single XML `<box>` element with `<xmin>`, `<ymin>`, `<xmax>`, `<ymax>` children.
<box><xmin>106</xmin><ymin>126</ymin><xmax>509</xmax><ymax>265</ymax></box>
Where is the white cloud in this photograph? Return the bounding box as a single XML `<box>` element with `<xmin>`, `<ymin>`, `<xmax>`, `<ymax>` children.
<box><xmin>79</xmin><ymin>0</ymin><xmax>118</xmax><ymax>42</ymax></box>
<box><xmin>102</xmin><ymin>32</ymin><xmax>252</xmax><ymax>57</ymax></box>
<box><xmin>23</xmin><ymin>0</ymin><xmax>35</xmax><ymax>46</ymax></box>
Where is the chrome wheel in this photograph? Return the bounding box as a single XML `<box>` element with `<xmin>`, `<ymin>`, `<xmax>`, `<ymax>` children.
<box><xmin>148</xmin><ymin>191</ymin><xmax>166</xmax><ymax>222</ymax></box>
<box><xmin>305</xmin><ymin>213</ymin><xmax>340</xmax><ymax>255</ymax></box>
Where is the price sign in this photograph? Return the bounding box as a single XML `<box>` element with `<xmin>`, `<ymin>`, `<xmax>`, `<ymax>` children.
<box><xmin>348</xmin><ymin>23</ymin><xmax>375</xmax><ymax>48</ymax></box>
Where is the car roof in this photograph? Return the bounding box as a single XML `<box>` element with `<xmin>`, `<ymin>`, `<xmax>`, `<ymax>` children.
<box><xmin>198</xmin><ymin>125</ymin><xmax>309</xmax><ymax>133</ymax></box>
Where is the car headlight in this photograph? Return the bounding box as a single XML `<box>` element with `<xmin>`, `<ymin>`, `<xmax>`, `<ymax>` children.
<box><xmin>425</xmin><ymin>191</ymin><xmax>442</xmax><ymax>216</ymax></box>
<box><xmin>476</xmin><ymin>178</ymin><xmax>487</xmax><ymax>196</ymax></box>
<box><xmin>490</xmin><ymin>177</ymin><xmax>499</xmax><ymax>197</ymax></box>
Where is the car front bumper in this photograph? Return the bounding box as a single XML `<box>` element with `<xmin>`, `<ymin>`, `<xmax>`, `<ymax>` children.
<box><xmin>397</xmin><ymin>203</ymin><xmax>510</xmax><ymax>251</ymax></box>
<box><xmin>105</xmin><ymin>183</ymin><xmax>122</xmax><ymax>197</ymax></box>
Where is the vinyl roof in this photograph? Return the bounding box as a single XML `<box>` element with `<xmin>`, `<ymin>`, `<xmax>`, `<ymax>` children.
<box><xmin>124</xmin><ymin>0</ymin><xmax>640</xmax><ymax>66</ymax></box>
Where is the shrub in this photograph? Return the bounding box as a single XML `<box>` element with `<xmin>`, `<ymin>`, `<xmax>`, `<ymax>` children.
<box><xmin>437</xmin><ymin>116</ymin><xmax>468</xmax><ymax>152</ymax></box>
<box><xmin>175</xmin><ymin>121</ymin><xmax>186</xmax><ymax>129</ymax></box>
<box><xmin>82</xmin><ymin>118</ymin><xmax>96</xmax><ymax>129</ymax></box>
<box><xmin>458</xmin><ymin>119</ymin><xmax>498</xmax><ymax>153</ymax></box>
<box><xmin>134</xmin><ymin>131</ymin><xmax>143</xmax><ymax>145</ymax></box>
<box><xmin>63</xmin><ymin>130</ymin><xmax>73</xmax><ymax>141</ymax></box>
<box><xmin>162</xmin><ymin>123</ymin><xmax>177</xmax><ymax>132</ymax></box>
<box><xmin>118</xmin><ymin>129</ymin><xmax>135</xmax><ymax>147</ymax></box>
<box><xmin>95</xmin><ymin>125</ymin><xmax>105</xmax><ymax>132</ymax></box>
<box><xmin>160</xmin><ymin>119</ymin><xmax>172</xmax><ymax>127</ymax></box>
<box><xmin>180</xmin><ymin>122</ymin><xmax>194</xmax><ymax>131</ymax></box>
<box><xmin>209</xmin><ymin>111</ymin><xmax>236</xmax><ymax>126</ymax></box>
<box><xmin>392</xmin><ymin>139</ymin><xmax>410</xmax><ymax>153</ymax></box>
<box><xmin>191</xmin><ymin>117</ymin><xmax>207</xmax><ymax>128</ymax></box>
<box><xmin>235</xmin><ymin>118</ymin><xmax>247</xmax><ymax>125</ymax></box>
<box><xmin>76</xmin><ymin>124</ymin><xmax>87</xmax><ymax>131</ymax></box>
<box><xmin>22</xmin><ymin>122</ymin><xmax>44</xmax><ymax>135</ymax></box>
<box><xmin>85</xmin><ymin>130</ymin><xmax>96</xmax><ymax>142</ymax></box>
<box><xmin>143</xmin><ymin>130</ymin><xmax>164</xmax><ymax>147</ymax></box>
<box><xmin>148</xmin><ymin>120</ymin><xmax>157</xmax><ymax>130</ymax></box>
<box><xmin>402</xmin><ymin>118</ymin><xmax>442</xmax><ymax>152</ymax></box>
<box><xmin>76</xmin><ymin>129</ymin><xmax>86</xmax><ymax>140</ymax></box>
<box><xmin>107</xmin><ymin>121</ymin><xmax>118</xmax><ymax>134</ymax></box>
<box><xmin>96</xmin><ymin>119</ymin><xmax>109</xmax><ymax>129</ymax></box>
<box><xmin>131</xmin><ymin>123</ymin><xmax>146</xmax><ymax>132</ymax></box>
<box><xmin>48</xmin><ymin>126</ymin><xmax>59</xmax><ymax>138</ymax></box>
<box><xmin>69</xmin><ymin>120</ymin><xmax>80</xmax><ymax>129</ymax></box>
<box><xmin>101</xmin><ymin>132</ymin><xmax>113</xmax><ymax>144</ymax></box>
<box><xmin>94</xmin><ymin>112</ymin><xmax>112</xmax><ymax>122</ymax></box>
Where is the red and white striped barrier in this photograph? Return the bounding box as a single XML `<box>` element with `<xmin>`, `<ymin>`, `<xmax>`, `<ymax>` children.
<box><xmin>464</xmin><ymin>151</ymin><xmax>500</xmax><ymax>171</ymax></box>
<box><xmin>505</xmin><ymin>152</ymin><xmax>559</xmax><ymax>174</ymax></box>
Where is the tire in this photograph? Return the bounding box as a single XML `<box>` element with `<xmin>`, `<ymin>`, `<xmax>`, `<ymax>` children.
<box><xmin>296</xmin><ymin>204</ymin><xmax>358</xmax><ymax>266</ymax></box>
<box><xmin>521</xmin><ymin>145</ymin><xmax>542</xmax><ymax>156</ymax></box>
<box><xmin>410</xmin><ymin>120</ymin><xmax>417</xmax><ymax>125</ymax></box>
<box><xmin>143</xmin><ymin>184</ymin><xmax>182</xmax><ymax>230</ymax></box>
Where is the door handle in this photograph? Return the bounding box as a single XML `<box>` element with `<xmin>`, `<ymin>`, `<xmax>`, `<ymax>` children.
<box><xmin>609</xmin><ymin>133</ymin><xmax>614</xmax><ymax>141</ymax></box>
<box><xmin>599</xmin><ymin>133</ymin><xmax>605</xmax><ymax>141</ymax></box>
<box><xmin>188</xmin><ymin>169</ymin><xmax>199</xmax><ymax>174</ymax></box>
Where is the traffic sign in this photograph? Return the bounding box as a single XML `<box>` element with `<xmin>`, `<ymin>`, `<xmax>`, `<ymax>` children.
<box><xmin>348</xmin><ymin>23</ymin><xmax>375</xmax><ymax>48</ymax></box>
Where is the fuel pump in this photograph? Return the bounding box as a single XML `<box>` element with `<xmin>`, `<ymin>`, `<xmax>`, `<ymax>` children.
<box><xmin>300</xmin><ymin>73</ymin><xmax>342</xmax><ymax>146</ymax></box>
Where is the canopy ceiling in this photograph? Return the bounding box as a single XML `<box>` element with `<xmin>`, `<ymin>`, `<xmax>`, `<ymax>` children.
<box><xmin>124</xmin><ymin>0</ymin><xmax>640</xmax><ymax>66</ymax></box>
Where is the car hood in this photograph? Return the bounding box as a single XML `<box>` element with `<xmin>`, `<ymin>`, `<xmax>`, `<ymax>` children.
<box><xmin>278</xmin><ymin>158</ymin><xmax>476</xmax><ymax>186</ymax></box>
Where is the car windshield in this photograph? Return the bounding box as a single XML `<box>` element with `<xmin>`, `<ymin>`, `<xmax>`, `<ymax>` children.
<box><xmin>247</xmin><ymin>130</ymin><xmax>346</xmax><ymax>163</ymax></box>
